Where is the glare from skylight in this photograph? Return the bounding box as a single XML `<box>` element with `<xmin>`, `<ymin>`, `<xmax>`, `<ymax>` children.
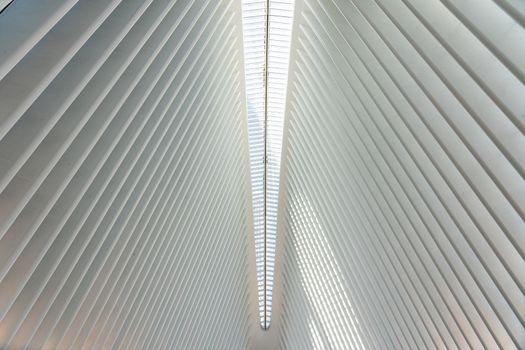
<box><xmin>241</xmin><ymin>0</ymin><xmax>294</xmax><ymax>330</ymax></box>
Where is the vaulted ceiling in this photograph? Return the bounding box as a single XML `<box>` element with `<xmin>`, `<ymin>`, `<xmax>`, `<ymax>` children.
<box><xmin>0</xmin><ymin>0</ymin><xmax>523</xmax><ymax>349</ymax></box>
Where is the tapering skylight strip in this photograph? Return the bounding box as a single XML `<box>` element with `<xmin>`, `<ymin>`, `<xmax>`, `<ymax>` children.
<box><xmin>241</xmin><ymin>0</ymin><xmax>294</xmax><ymax>330</ymax></box>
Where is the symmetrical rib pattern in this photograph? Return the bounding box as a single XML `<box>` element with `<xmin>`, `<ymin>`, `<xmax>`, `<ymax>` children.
<box><xmin>279</xmin><ymin>0</ymin><xmax>525</xmax><ymax>349</ymax></box>
<box><xmin>242</xmin><ymin>0</ymin><xmax>294</xmax><ymax>329</ymax></box>
<box><xmin>0</xmin><ymin>1</ymin><xmax>254</xmax><ymax>349</ymax></box>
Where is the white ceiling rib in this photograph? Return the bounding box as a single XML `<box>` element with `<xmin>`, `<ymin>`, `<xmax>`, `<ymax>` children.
<box><xmin>279</xmin><ymin>0</ymin><xmax>525</xmax><ymax>349</ymax></box>
<box><xmin>0</xmin><ymin>1</ymin><xmax>254</xmax><ymax>349</ymax></box>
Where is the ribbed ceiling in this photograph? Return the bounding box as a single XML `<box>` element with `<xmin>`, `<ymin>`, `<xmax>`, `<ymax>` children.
<box><xmin>0</xmin><ymin>0</ymin><xmax>254</xmax><ymax>348</ymax></box>
<box><xmin>0</xmin><ymin>0</ymin><xmax>524</xmax><ymax>349</ymax></box>
<box><xmin>241</xmin><ymin>0</ymin><xmax>294</xmax><ymax>329</ymax></box>
<box><xmin>279</xmin><ymin>0</ymin><xmax>525</xmax><ymax>349</ymax></box>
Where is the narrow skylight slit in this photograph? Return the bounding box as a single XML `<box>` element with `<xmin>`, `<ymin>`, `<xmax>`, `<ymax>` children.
<box><xmin>241</xmin><ymin>0</ymin><xmax>294</xmax><ymax>330</ymax></box>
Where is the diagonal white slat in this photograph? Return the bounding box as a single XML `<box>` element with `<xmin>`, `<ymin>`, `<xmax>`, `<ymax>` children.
<box><xmin>1</xmin><ymin>0</ymin><xmax>523</xmax><ymax>348</ymax></box>
<box><xmin>278</xmin><ymin>0</ymin><xmax>525</xmax><ymax>349</ymax></box>
<box><xmin>0</xmin><ymin>1</ymin><xmax>257</xmax><ymax>349</ymax></box>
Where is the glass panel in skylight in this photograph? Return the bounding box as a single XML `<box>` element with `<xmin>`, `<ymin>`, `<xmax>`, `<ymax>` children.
<box><xmin>241</xmin><ymin>0</ymin><xmax>294</xmax><ymax>330</ymax></box>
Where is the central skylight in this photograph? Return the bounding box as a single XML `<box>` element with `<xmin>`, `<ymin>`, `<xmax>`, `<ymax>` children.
<box><xmin>241</xmin><ymin>0</ymin><xmax>294</xmax><ymax>329</ymax></box>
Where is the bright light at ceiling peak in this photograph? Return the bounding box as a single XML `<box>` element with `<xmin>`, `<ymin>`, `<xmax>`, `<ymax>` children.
<box><xmin>241</xmin><ymin>0</ymin><xmax>294</xmax><ymax>330</ymax></box>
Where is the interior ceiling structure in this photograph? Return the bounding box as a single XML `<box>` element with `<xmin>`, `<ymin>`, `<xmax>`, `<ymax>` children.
<box><xmin>0</xmin><ymin>1</ymin><xmax>253</xmax><ymax>348</ymax></box>
<box><xmin>0</xmin><ymin>0</ymin><xmax>524</xmax><ymax>350</ymax></box>
<box><xmin>241</xmin><ymin>0</ymin><xmax>294</xmax><ymax>330</ymax></box>
<box><xmin>279</xmin><ymin>0</ymin><xmax>525</xmax><ymax>349</ymax></box>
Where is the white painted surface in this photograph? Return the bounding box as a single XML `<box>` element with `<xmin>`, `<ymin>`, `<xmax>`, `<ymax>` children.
<box><xmin>0</xmin><ymin>1</ymin><xmax>256</xmax><ymax>348</ymax></box>
<box><xmin>278</xmin><ymin>0</ymin><xmax>525</xmax><ymax>349</ymax></box>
